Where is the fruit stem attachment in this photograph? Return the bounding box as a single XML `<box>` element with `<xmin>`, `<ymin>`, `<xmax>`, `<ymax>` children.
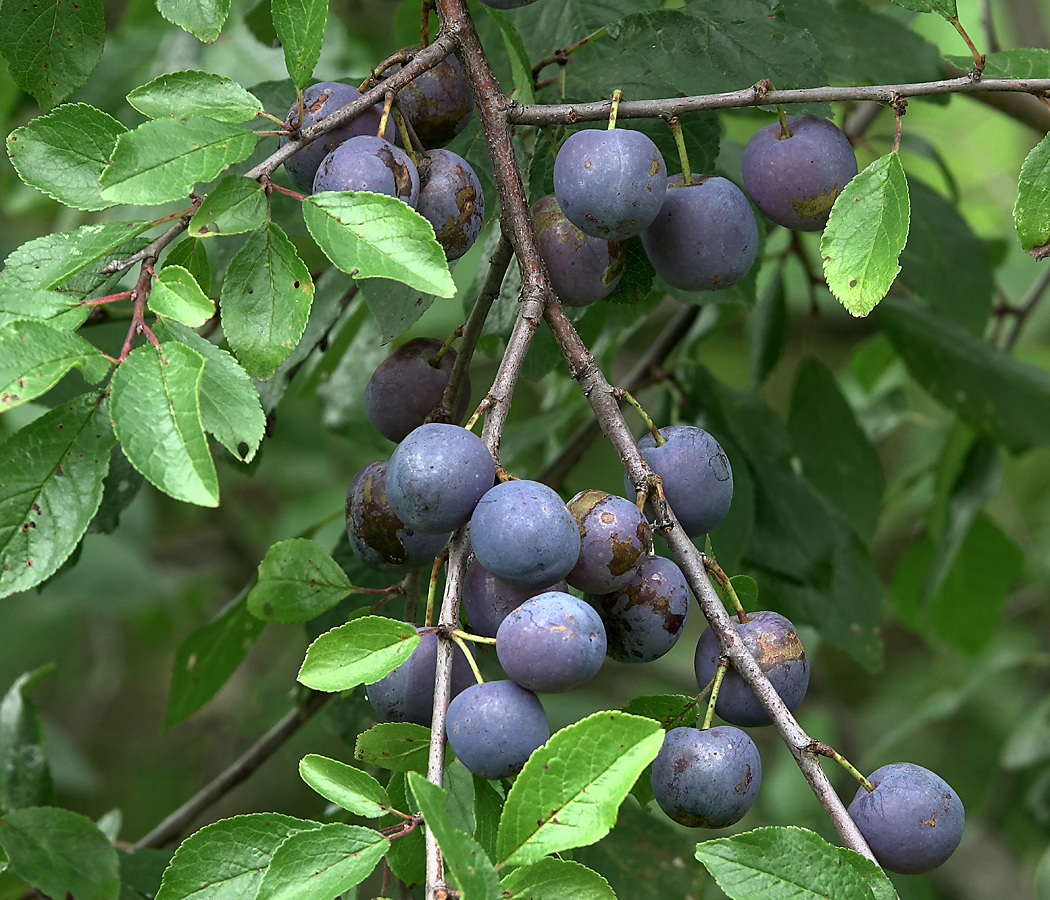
<box><xmin>451</xmin><ymin>629</ymin><xmax>497</xmax><ymax>646</ymax></box>
<box><xmin>613</xmin><ymin>388</ymin><xmax>665</xmax><ymax>446</ymax></box>
<box><xmin>429</xmin><ymin>326</ymin><xmax>463</xmax><ymax>368</ymax></box>
<box><xmin>392</xmin><ymin>109</ymin><xmax>420</xmax><ymax>165</ymax></box>
<box><xmin>378</xmin><ymin>90</ymin><xmax>396</xmax><ymax>141</ymax></box>
<box><xmin>775</xmin><ymin>103</ymin><xmax>791</xmax><ymax>139</ymax></box>
<box><xmin>702</xmin><ymin>659</ymin><xmax>729</xmax><ymax>729</ymax></box>
<box><xmin>950</xmin><ymin>15</ymin><xmax>985</xmax><ymax>76</ymax></box>
<box><xmin>702</xmin><ymin>555</ymin><xmax>749</xmax><ymax>623</ymax></box>
<box><xmin>808</xmin><ymin>741</ymin><xmax>875</xmax><ymax>793</ymax></box>
<box><xmin>424</xmin><ymin>551</ymin><xmax>447</xmax><ymax>628</ymax></box>
<box><xmin>667</xmin><ymin>116</ymin><xmax>692</xmax><ymax>185</ymax></box>
<box><xmin>447</xmin><ymin>631</ymin><xmax>485</xmax><ymax>684</ymax></box>
<box><xmin>607</xmin><ymin>89</ymin><xmax>623</xmax><ymax>130</ymax></box>
<box><xmin>542</xmin><ymin>126</ymin><xmax>560</xmax><ymax>158</ymax></box>
<box><xmin>890</xmin><ymin>96</ymin><xmax>905</xmax><ymax>154</ymax></box>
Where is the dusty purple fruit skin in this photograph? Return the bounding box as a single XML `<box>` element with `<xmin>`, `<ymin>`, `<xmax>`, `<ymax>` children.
<box><xmin>366</xmin><ymin>627</ymin><xmax>475</xmax><ymax>726</ymax></box>
<box><xmin>364</xmin><ymin>337</ymin><xmax>471</xmax><ymax>443</ymax></box>
<box><xmin>496</xmin><ymin>591</ymin><xmax>607</xmax><ymax>693</ymax></box>
<box><xmin>554</xmin><ymin>129</ymin><xmax>667</xmax><ymax>240</ymax></box>
<box><xmin>386</xmin><ymin>423</ymin><xmax>495</xmax><ymax>534</ymax></box>
<box><xmin>416</xmin><ymin>150</ymin><xmax>484</xmax><ymax>261</ymax></box>
<box><xmin>626</xmin><ymin>425</ymin><xmax>734</xmax><ymax>537</ymax></box>
<box><xmin>345</xmin><ymin>461</ymin><xmax>449</xmax><ymax>571</ymax></box>
<box><xmin>394</xmin><ymin>54</ymin><xmax>474</xmax><ymax>148</ymax></box>
<box><xmin>461</xmin><ymin>558</ymin><xmax>567</xmax><ymax>638</ymax></box>
<box><xmin>848</xmin><ymin>763</ymin><xmax>965</xmax><ymax>874</ymax></box>
<box><xmin>566</xmin><ymin>489</ymin><xmax>652</xmax><ymax>593</ymax></box>
<box><xmin>741</xmin><ymin>114</ymin><xmax>858</xmax><ymax>231</ymax></box>
<box><xmin>282</xmin><ymin>82</ymin><xmax>394</xmax><ymax>193</ymax></box>
<box><xmin>446</xmin><ymin>680</ymin><xmax>549</xmax><ymax>779</ymax></box>
<box><xmin>313</xmin><ymin>135</ymin><xmax>420</xmax><ymax>206</ymax></box>
<box><xmin>651</xmin><ymin>726</ymin><xmax>762</xmax><ymax>828</ymax></box>
<box><xmin>531</xmin><ymin>195</ymin><xmax>625</xmax><ymax>307</ymax></box>
<box><xmin>641</xmin><ymin>174</ymin><xmax>758</xmax><ymax>291</ymax></box>
<box><xmin>694</xmin><ymin>610</ymin><xmax>809</xmax><ymax>727</ymax></box>
<box><xmin>470</xmin><ymin>480</ymin><xmax>582</xmax><ymax>590</ymax></box>
<box><xmin>592</xmin><ymin>554</ymin><xmax>689</xmax><ymax>663</ymax></box>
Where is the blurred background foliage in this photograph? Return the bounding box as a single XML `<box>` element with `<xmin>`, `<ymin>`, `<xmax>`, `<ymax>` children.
<box><xmin>1</xmin><ymin>0</ymin><xmax>1049</xmax><ymax>898</ymax></box>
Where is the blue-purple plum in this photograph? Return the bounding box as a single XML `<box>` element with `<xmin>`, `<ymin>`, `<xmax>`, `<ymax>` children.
<box><xmin>531</xmin><ymin>195</ymin><xmax>625</xmax><ymax>307</ymax></box>
<box><xmin>848</xmin><ymin>763</ymin><xmax>965</xmax><ymax>874</ymax></box>
<box><xmin>470</xmin><ymin>480</ymin><xmax>581</xmax><ymax>590</ymax></box>
<box><xmin>446</xmin><ymin>680</ymin><xmax>549</xmax><ymax>779</ymax></box>
<box><xmin>416</xmin><ymin>150</ymin><xmax>484</xmax><ymax>261</ymax></box>
<box><xmin>282</xmin><ymin>82</ymin><xmax>394</xmax><ymax>193</ymax></box>
<box><xmin>460</xmin><ymin>558</ymin><xmax>566</xmax><ymax>638</ymax></box>
<box><xmin>741</xmin><ymin>114</ymin><xmax>858</xmax><ymax>232</ymax></box>
<box><xmin>651</xmin><ymin>726</ymin><xmax>762</xmax><ymax>828</ymax></box>
<box><xmin>313</xmin><ymin>135</ymin><xmax>419</xmax><ymax>206</ymax></box>
<box><xmin>364</xmin><ymin>337</ymin><xmax>471</xmax><ymax>443</ymax></box>
<box><xmin>346</xmin><ymin>461</ymin><xmax>449</xmax><ymax>570</ymax></box>
<box><xmin>496</xmin><ymin>591</ymin><xmax>606</xmax><ymax>693</ymax></box>
<box><xmin>641</xmin><ymin>175</ymin><xmax>758</xmax><ymax>291</ymax></box>
<box><xmin>694</xmin><ymin>611</ymin><xmax>809</xmax><ymax>727</ymax></box>
<box><xmin>592</xmin><ymin>554</ymin><xmax>689</xmax><ymax>663</ymax></box>
<box><xmin>386</xmin><ymin>423</ymin><xmax>494</xmax><ymax>534</ymax></box>
<box><xmin>566</xmin><ymin>489</ymin><xmax>651</xmax><ymax>593</ymax></box>
<box><xmin>626</xmin><ymin>425</ymin><xmax>733</xmax><ymax>538</ymax></box>
<box><xmin>366</xmin><ymin>628</ymin><xmax>475</xmax><ymax>726</ymax></box>
<box><xmin>393</xmin><ymin>54</ymin><xmax>474</xmax><ymax>148</ymax></box>
<box><xmin>553</xmin><ymin>129</ymin><xmax>666</xmax><ymax>240</ymax></box>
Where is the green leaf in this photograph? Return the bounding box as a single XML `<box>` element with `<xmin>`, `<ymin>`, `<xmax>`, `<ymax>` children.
<box><xmin>150</xmin><ymin>265</ymin><xmax>214</xmax><ymax>328</ymax></box>
<box><xmin>0</xmin><ymin>665</ymin><xmax>55</xmax><ymax>811</ymax></box>
<box><xmin>693</xmin><ymin>826</ymin><xmax>878</xmax><ymax>900</ymax></box>
<box><xmin>128</xmin><ymin>70</ymin><xmax>262</xmax><ymax>122</ymax></box>
<box><xmin>272</xmin><ymin>0</ymin><xmax>327</xmax><ymax>89</ymax></box>
<box><xmin>746</xmin><ymin>269</ymin><xmax>787</xmax><ymax>389</ymax></box>
<box><xmin>0</xmin><ymin>807</ymin><xmax>119</xmax><ymax>900</ymax></box>
<box><xmin>86</xmin><ymin>446</ymin><xmax>143</xmax><ymax>535</ymax></box>
<box><xmin>385</xmin><ymin>773</ymin><xmax>425</xmax><ymax>883</ymax></box>
<box><xmin>0</xmin><ymin>393</ymin><xmax>115</xmax><ymax>599</ymax></box>
<box><xmin>117</xmin><ymin>848</ymin><xmax>171</xmax><ymax>900</ymax></box>
<box><xmin>496</xmin><ymin>711</ymin><xmax>664</xmax><ymax>867</ymax></box>
<box><xmin>485</xmin><ymin>8</ymin><xmax>537</xmax><ymax>104</ymax></box>
<box><xmin>165</xmin><ymin>238</ymin><xmax>213</xmax><ymax>295</ymax></box>
<box><xmin>877</xmin><ymin>297</ymin><xmax>1050</xmax><ymax>451</ymax></box>
<box><xmin>99</xmin><ymin>118</ymin><xmax>256</xmax><ymax>206</ymax></box>
<box><xmin>501</xmin><ymin>858</ymin><xmax>616</xmax><ymax>900</ymax></box>
<box><xmin>298</xmin><ymin>616</ymin><xmax>421</xmax><ymax>692</ymax></box>
<box><xmin>108</xmin><ymin>342</ymin><xmax>219</xmax><ymax>507</ymax></box>
<box><xmin>408</xmin><ymin>773</ymin><xmax>500</xmax><ymax>900</ymax></box>
<box><xmin>247</xmin><ymin>538</ymin><xmax>354</xmax><ymax>622</ymax></box>
<box><xmin>0</xmin><ymin>288</ymin><xmax>88</xmax><ymax>331</ymax></box>
<box><xmin>6</xmin><ymin>103</ymin><xmax>125</xmax><ymax>209</ymax></box>
<box><xmin>355</xmin><ymin>722</ymin><xmax>433</xmax><ymax>773</ymax></box>
<box><xmin>156</xmin><ymin>0</ymin><xmax>231</xmax><ymax>42</ymax></box>
<box><xmin>787</xmin><ymin>357</ymin><xmax>883</xmax><ymax>543</ymax></box>
<box><xmin>1014</xmin><ymin>131</ymin><xmax>1050</xmax><ymax>256</ymax></box>
<box><xmin>887</xmin><ymin>0</ymin><xmax>956</xmax><ymax>19</ymax></box>
<box><xmin>947</xmin><ymin>47</ymin><xmax>1050</xmax><ymax>78</ymax></box>
<box><xmin>0</xmin><ymin>320</ymin><xmax>111</xmax><ymax>411</ymax></box>
<box><xmin>163</xmin><ymin>589</ymin><xmax>265</xmax><ymax>729</ymax></box>
<box><xmin>188</xmin><ymin>176</ymin><xmax>267</xmax><ymax>238</ymax></box>
<box><xmin>601</xmin><ymin>236</ymin><xmax>656</xmax><ymax>306</ymax></box>
<box><xmin>221</xmin><ymin>223</ymin><xmax>315</xmax><ymax>380</ymax></box>
<box><xmin>153</xmin><ymin>321</ymin><xmax>265</xmax><ymax>464</ymax></box>
<box><xmin>303</xmin><ymin>192</ymin><xmax>456</xmax><ymax>298</ymax></box>
<box><xmin>256</xmin><ymin>823</ymin><xmax>387</xmax><ymax>900</ymax></box>
<box><xmin>299</xmin><ymin>754</ymin><xmax>394</xmax><ymax>818</ymax></box>
<box><xmin>0</xmin><ymin>0</ymin><xmax>104</xmax><ymax>109</ymax></box>
<box><xmin>358</xmin><ymin>277</ymin><xmax>436</xmax><ymax>342</ymax></box>
<box><xmin>621</xmin><ymin>694</ymin><xmax>700</xmax><ymax>730</ymax></box>
<box><xmin>729</xmin><ymin>575</ymin><xmax>759</xmax><ymax>613</ymax></box>
<box><xmin>821</xmin><ymin>153</ymin><xmax>910</xmax><ymax>317</ymax></box>
<box><xmin>153</xmin><ymin>813</ymin><xmax>317</xmax><ymax>900</ymax></box>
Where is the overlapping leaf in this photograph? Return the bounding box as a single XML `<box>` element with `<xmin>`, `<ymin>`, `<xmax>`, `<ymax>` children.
<box><xmin>298</xmin><ymin>616</ymin><xmax>420</xmax><ymax>691</ymax></box>
<box><xmin>149</xmin><ymin>266</ymin><xmax>214</xmax><ymax>327</ymax></box>
<box><xmin>128</xmin><ymin>70</ymin><xmax>262</xmax><ymax>122</ymax></box>
<box><xmin>156</xmin><ymin>0</ymin><xmax>232</xmax><ymax>43</ymax></box>
<box><xmin>299</xmin><ymin>754</ymin><xmax>395</xmax><ymax>818</ymax></box>
<box><xmin>0</xmin><ymin>320</ymin><xmax>111</xmax><ymax>411</ymax></box>
<box><xmin>188</xmin><ymin>176</ymin><xmax>267</xmax><ymax>237</ymax></box>
<box><xmin>247</xmin><ymin>538</ymin><xmax>354</xmax><ymax>622</ymax></box>
<box><xmin>272</xmin><ymin>0</ymin><xmax>328</xmax><ymax>88</ymax></box>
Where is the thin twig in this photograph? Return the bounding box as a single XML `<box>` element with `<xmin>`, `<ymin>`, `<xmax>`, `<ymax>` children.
<box><xmin>1001</xmin><ymin>264</ymin><xmax>1050</xmax><ymax>351</ymax></box>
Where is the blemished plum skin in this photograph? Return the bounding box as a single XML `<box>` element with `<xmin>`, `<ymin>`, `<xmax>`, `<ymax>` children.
<box><xmin>848</xmin><ymin>763</ymin><xmax>965</xmax><ymax>874</ymax></box>
<box><xmin>496</xmin><ymin>591</ymin><xmax>607</xmax><ymax>693</ymax></box>
<box><xmin>394</xmin><ymin>54</ymin><xmax>474</xmax><ymax>148</ymax></box>
<box><xmin>385</xmin><ymin>423</ymin><xmax>495</xmax><ymax>534</ymax></box>
<box><xmin>282</xmin><ymin>82</ymin><xmax>394</xmax><ymax>193</ymax></box>
<box><xmin>741</xmin><ymin>114</ymin><xmax>859</xmax><ymax>232</ymax></box>
<box><xmin>531</xmin><ymin>195</ymin><xmax>625</xmax><ymax>307</ymax></box>
<box><xmin>553</xmin><ymin>129</ymin><xmax>667</xmax><ymax>241</ymax></box>
<box><xmin>651</xmin><ymin>726</ymin><xmax>762</xmax><ymax>828</ymax></box>
<box><xmin>641</xmin><ymin>175</ymin><xmax>758</xmax><ymax>291</ymax></box>
<box><xmin>566</xmin><ymin>489</ymin><xmax>652</xmax><ymax>594</ymax></box>
<box><xmin>461</xmin><ymin>558</ymin><xmax>567</xmax><ymax>639</ymax></box>
<box><xmin>313</xmin><ymin>135</ymin><xmax>419</xmax><ymax>207</ymax></box>
<box><xmin>416</xmin><ymin>150</ymin><xmax>484</xmax><ymax>261</ymax></box>
<box><xmin>470</xmin><ymin>480</ymin><xmax>582</xmax><ymax>590</ymax></box>
<box><xmin>364</xmin><ymin>337</ymin><xmax>471</xmax><ymax>443</ymax></box>
<box><xmin>694</xmin><ymin>610</ymin><xmax>809</xmax><ymax>727</ymax></box>
<box><xmin>345</xmin><ymin>461</ymin><xmax>449</xmax><ymax>571</ymax></box>
<box><xmin>592</xmin><ymin>554</ymin><xmax>690</xmax><ymax>663</ymax></box>
<box><xmin>626</xmin><ymin>425</ymin><xmax>734</xmax><ymax>537</ymax></box>
<box><xmin>366</xmin><ymin>628</ymin><xmax>475</xmax><ymax>726</ymax></box>
<box><xmin>446</xmin><ymin>680</ymin><xmax>550</xmax><ymax>780</ymax></box>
